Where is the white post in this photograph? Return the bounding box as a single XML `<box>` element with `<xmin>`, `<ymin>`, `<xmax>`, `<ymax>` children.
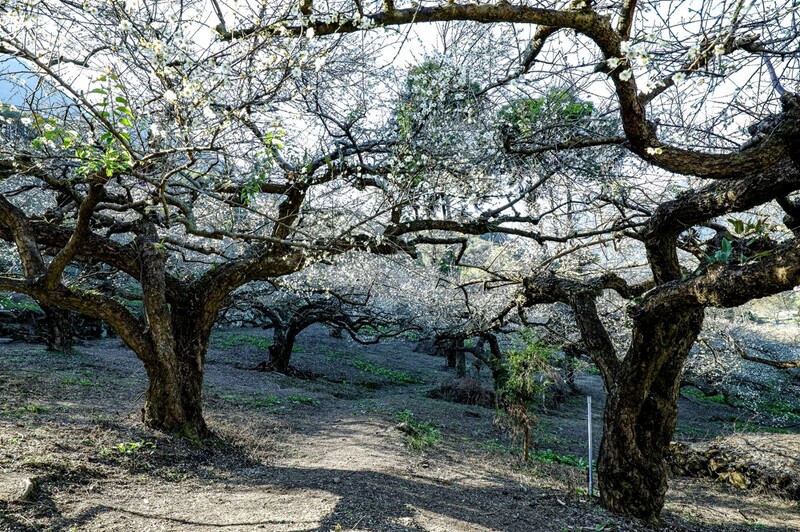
<box><xmin>587</xmin><ymin>395</ymin><xmax>593</xmax><ymax>497</ymax></box>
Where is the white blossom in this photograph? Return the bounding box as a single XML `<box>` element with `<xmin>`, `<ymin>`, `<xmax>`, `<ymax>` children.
<box><xmin>163</xmin><ymin>90</ymin><xmax>178</xmax><ymax>104</ymax></box>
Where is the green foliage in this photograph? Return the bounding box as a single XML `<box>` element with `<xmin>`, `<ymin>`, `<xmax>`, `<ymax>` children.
<box><xmin>530</xmin><ymin>448</ymin><xmax>589</xmax><ymax>469</ymax></box>
<box><xmin>0</xmin><ymin>294</ymin><xmax>43</xmax><ymax>313</ymax></box>
<box><xmin>353</xmin><ymin>358</ymin><xmax>419</xmax><ymax>384</ymax></box>
<box><xmin>498</xmin><ymin>88</ymin><xmax>595</xmax><ymax>141</ymax></box>
<box><xmin>394</xmin><ymin>409</ymin><xmax>441</xmax><ymax>451</ymax></box>
<box><xmin>287</xmin><ymin>395</ymin><xmax>318</xmax><ymax>405</ymax></box>
<box><xmin>61</xmin><ymin>376</ymin><xmax>101</xmax><ymax>387</ymax></box>
<box><xmin>756</xmin><ymin>399</ymin><xmax>800</xmax><ymax>422</ymax></box>
<box><xmin>681</xmin><ymin>387</ymin><xmax>727</xmax><ymax>405</ymax></box>
<box><xmin>476</xmin><ymin>438</ymin><xmax>519</xmax><ymax>454</ymax></box>
<box><xmin>705</xmin><ymin>237</ymin><xmax>733</xmax><ymax>264</ymax></box>
<box><xmin>495</xmin><ymin>331</ymin><xmax>556</xmax><ymax>461</ymax></box>
<box><xmin>73</xmin><ymin>75</ymin><xmax>134</xmax><ymax>178</ymax></box>
<box><xmin>15</xmin><ymin>404</ymin><xmax>50</xmax><ymax>415</ymax></box>
<box><xmin>240</xmin><ymin>129</ymin><xmax>284</xmax><ymax>205</ymax></box>
<box><xmin>116</xmin><ymin>441</ymin><xmax>156</xmax><ymax>454</ymax></box>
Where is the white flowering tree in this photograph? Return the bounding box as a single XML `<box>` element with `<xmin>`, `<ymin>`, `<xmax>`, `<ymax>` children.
<box><xmin>3</xmin><ymin>0</ymin><xmax>800</xmax><ymax>521</ymax></box>
<box><xmin>216</xmin><ymin>0</ymin><xmax>800</xmax><ymax>521</ymax></box>
<box><xmin>0</xmin><ymin>1</ymin><xmax>551</xmax><ymax>438</ymax></box>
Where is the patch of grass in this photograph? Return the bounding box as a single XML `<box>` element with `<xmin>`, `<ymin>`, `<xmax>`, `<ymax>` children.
<box><xmin>585</xmin><ymin>366</ymin><xmax>601</xmax><ymax>376</ymax></box>
<box><xmin>325</xmin><ymin>350</ymin><xmax>347</xmax><ymax>362</ymax></box>
<box><xmin>287</xmin><ymin>395</ymin><xmax>318</xmax><ymax>405</ymax></box>
<box><xmin>756</xmin><ymin>399</ymin><xmax>800</xmax><ymax>421</ymax></box>
<box><xmin>10</xmin><ymin>404</ymin><xmax>51</xmax><ymax>415</ymax></box>
<box><xmin>353</xmin><ymin>358</ymin><xmax>419</xmax><ymax>384</ymax></box>
<box><xmin>353</xmin><ymin>398</ymin><xmax>381</xmax><ymax>415</ymax></box>
<box><xmin>0</xmin><ymin>294</ymin><xmax>42</xmax><ymax>313</ymax></box>
<box><xmin>682</xmin><ymin>387</ymin><xmax>727</xmax><ymax>405</ymax></box>
<box><xmin>394</xmin><ymin>410</ymin><xmax>441</xmax><ymax>451</ymax></box>
<box><xmin>61</xmin><ymin>376</ymin><xmax>102</xmax><ymax>387</ymax></box>
<box><xmin>530</xmin><ymin>448</ymin><xmax>589</xmax><ymax>469</ymax></box>
<box><xmin>213</xmin><ymin>333</ymin><xmax>272</xmax><ymax>350</ymax></box>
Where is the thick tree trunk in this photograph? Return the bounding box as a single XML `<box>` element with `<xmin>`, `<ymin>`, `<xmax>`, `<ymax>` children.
<box><xmin>597</xmin><ymin>309</ymin><xmax>703</xmax><ymax>521</ymax></box>
<box><xmin>141</xmin><ymin>314</ymin><xmax>211</xmax><ymax>437</ymax></box>
<box><xmin>43</xmin><ymin>305</ymin><xmax>74</xmax><ymax>351</ymax></box>
<box><xmin>268</xmin><ymin>325</ymin><xmax>296</xmax><ymax>373</ymax></box>
<box><xmin>136</xmin><ymin>230</ymin><xmax>211</xmax><ymax>438</ymax></box>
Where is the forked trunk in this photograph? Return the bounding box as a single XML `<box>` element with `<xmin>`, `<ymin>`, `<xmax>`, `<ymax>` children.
<box><xmin>136</xmin><ymin>232</ymin><xmax>211</xmax><ymax>438</ymax></box>
<box><xmin>597</xmin><ymin>309</ymin><xmax>703</xmax><ymax>521</ymax></box>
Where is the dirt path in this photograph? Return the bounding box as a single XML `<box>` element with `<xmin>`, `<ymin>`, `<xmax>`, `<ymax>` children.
<box><xmin>1</xmin><ymin>327</ymin><xmax>798</xmax><ymax>531</ymax></box>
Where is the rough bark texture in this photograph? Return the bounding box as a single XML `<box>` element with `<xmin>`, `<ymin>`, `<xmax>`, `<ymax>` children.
<box><xmin>598</xmin><ymin>308</ymin><xmax>704</xmax><ymax>520</ymax></box>
<box><xmin>43</xmin><ymin>305</ymin><xmax>74</xmax><ymax>352</ymax></box>
<box><xmin>268</xmin><ymin>325</ymin><xmax>296</xmax><ymax>373</ymax></box>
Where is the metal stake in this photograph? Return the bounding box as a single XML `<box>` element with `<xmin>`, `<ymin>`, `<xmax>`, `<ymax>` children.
<box><xmin>587</xmin><ymin>395</ymin><xmax>593</xmax><ymax>497</ymax></box>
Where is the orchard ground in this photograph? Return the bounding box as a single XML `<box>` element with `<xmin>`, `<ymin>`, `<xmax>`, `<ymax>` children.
<box><xmin>0</xmin><ymin>325</ymin><xmax>798</xmax><ymax>531</ymax></box>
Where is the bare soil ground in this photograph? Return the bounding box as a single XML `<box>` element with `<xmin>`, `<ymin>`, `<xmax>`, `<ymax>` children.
<box><xmin>0</xmin><ymin>326</ymin><xmax>798</xmax><ymax>531</ymax></box>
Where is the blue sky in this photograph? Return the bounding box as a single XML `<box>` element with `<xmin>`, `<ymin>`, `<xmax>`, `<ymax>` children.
<box><xmin>0</xmin><ymin>57</ymin><xmax>36</xmax><ymax>107</ymax></box>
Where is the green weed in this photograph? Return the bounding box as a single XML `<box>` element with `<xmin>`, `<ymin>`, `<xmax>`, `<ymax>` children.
<box><xmin>477</xmin><ymin>438</ymin><xmax>519</xmax><ymax>454</ymax></box>
<box><xmin>287</xmin><ymin>395</ymin><xmax>318</xmax><ymax>405</ymax></box>
<box><xmin>394</xmin><ymin>410</ymin><xmax>441</xmax><ymax>451</ymax></box>
<box><xmin>61</xmin><ymin>376</ymin><xmax>101</xmax><ymax>387</ymax></box>
<box><xmin>682</xmin><ymin>387</ymin><xmax>727</xmax><ymax>405</ymax></box>
<box><xmin>116</xmin><ymin>441</ymin><xmax>156</xmax><ymax>454</ymax></box>
<box><xmin>530</xmin><ymin>448</ymin><xmax>589</xmax><ymax>469</ymax></box>
<box><xmin>12</xmin><ymin>404</ymin><xmax>50</xmax><ymax>415</ymax></box>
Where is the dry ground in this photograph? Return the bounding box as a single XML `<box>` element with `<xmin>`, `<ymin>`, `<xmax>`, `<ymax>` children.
<box><xmin>0</xmin><ymin>326</ymin><xmax>798</xmax><ymax>531</ymax></box>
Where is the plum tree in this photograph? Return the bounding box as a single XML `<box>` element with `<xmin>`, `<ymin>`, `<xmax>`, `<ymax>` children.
<box><xmin>2</xmin><ymin>0</ymin><xmax>800</xmax><ymax>522</ymax></box>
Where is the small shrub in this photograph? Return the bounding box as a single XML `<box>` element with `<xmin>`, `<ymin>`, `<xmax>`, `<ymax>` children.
<box><xmin>394</xmin><ymin>410</ymin><xmax>441</xmax><ymax>451</ymax></box>
<box><xmin>495</xmin><ymin>332</ymin><xmax>557</xmax><ymax>462</ymax></box>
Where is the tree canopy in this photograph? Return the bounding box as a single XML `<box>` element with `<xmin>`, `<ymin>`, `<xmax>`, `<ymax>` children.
<box><xmin>1</xmin><ymin>0</ymin><xmax>799</xmax><ymax>521</ymax></box>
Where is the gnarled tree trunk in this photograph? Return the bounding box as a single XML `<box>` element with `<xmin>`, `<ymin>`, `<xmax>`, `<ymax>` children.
<box><xmin>598</xmin><ymin>308</ymin><xmax>704</xmax><ymax>520</ymax></box>
<box><xmin>43</xmin><ymin>305</ymin><xmax>74</xmax><ymax>351</ymax></box>
<box><xmin>137</xmin><ymin>233</ymin><xmax>211</xmax><ymax>437</ymax></box>
<box><xmin>268</xmin><ymin>324</ymin><xmax>297</xmax><ymax>373</ymax></box>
